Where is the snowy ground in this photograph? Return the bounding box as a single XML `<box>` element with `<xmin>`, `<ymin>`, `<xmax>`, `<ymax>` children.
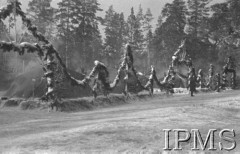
<box><xmin>0</xmin><ymin>90</ymin><xmax>240</xmax><ymax>153</ymax></box>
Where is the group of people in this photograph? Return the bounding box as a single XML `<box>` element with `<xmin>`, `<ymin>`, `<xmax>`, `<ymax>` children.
<box><xmin>84</xmin><ymin>41</ymin><xmax>237</xmax><ymax>98</ymax></box>
<box><xmin>86</xmin><ymin>43</ymin><xmax>185</xmax><ymax>98</ymax></box>
<box><xmin>86</xmin><ymin>43</ymin><xmax>147</xmax><ymax>98</ymax></box>
<box><xmin>188</xmin><ymin>56</ymin><xmax>237</xmax><ymax>96</ymax></box>
<box><xmin>208</xmin><ymin>56</ymin><xmax>236</xmax><ymax>90</ymax></box>
<box><xmin>165</xmin><ymin>39</ymin><xmax>238</xmax><ymax>97</ymax></box>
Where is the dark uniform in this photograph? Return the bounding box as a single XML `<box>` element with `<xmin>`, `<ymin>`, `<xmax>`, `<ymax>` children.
<box><xmin>215</xmin><ymin>73</ymin><xmax>221</xmax><ymax>92</ymax></box>
<box><xmin>226</xmin><ymin>56</ymin><xmax>236</xmax><ymax>89</ymax></box>
<box><xmin>188</xmin><ymin>67</ymin><xmax>196</xmax><ymax>77</ymax></box>
<box><xmin>162</xmin><ymin>71</ymin><xmax>175</xmax><ymax>94</ymax></box>
<box><xmin>222</xmin><ymin>57</ymin><xmax>236</xmax><ymax>89</ymax></box>
<box><xmin>188</xmin><ymin>74</ymin><xmax>196</xmax><ymax>96</ymax></box>
<box><xmin>188</xmin><ymin>67</ymin><xmax>197</xmax><ymax>92</ymax></box>
<box><xmin>226</xmin><ymin>56</ymin><xmax>235</xmax><ymax>69</ymax></box>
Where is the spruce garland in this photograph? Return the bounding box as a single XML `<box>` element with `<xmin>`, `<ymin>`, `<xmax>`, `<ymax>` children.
<box><xmin>0</xmin><ymin>1</ymin><xmax>87</xmax><ymax>103</ymax></box>
<box><xmin>0</xmin><ymin>1</ymin><xmax>87</xmax><ymax>86</ymax></box>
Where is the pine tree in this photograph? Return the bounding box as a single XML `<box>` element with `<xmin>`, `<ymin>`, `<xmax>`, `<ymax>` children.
<box><xmin>152</xmin><ymin>0</ymin><xmax>187</xmax><ymax>66</ymax></box>
<box><xmin>78</xmin><ymin>0</ymin><xmax>103</xmax><ymax>68</ymax></box>
<box><xmin>161</xmin><ymin>0</ymin><xmax>187</xmax><ymax>51</ymax></box>
<box><xmin>56</xmin><ymin>0</ymin><xmax>103</xmax><ymax>69</ymax></box>
<box><xmin>143</xmin><ymin>8</ymin><xmax>153</xmax><ymax>33</ymax></box>
<box><xmin>118</xmin><ymin>13</ymin><xmax>127</xmax><ymax>51</ymax></box>
<box><xmin>56</xmin><ymin>0</ymin><xmax>73</xmax><ymax>68</ymax></box>
<box><xmin>126</xmin><ymin>7</ymin><xmax>136</xmax><ymax>43</ymax></box>
<box><xmin>27</xmin><ymin>0</ymin><xmax>56</xmax><ymax>36</ymax></box>
<box><xmin>126</xmin><ymin>7</ymin><xmax>144</xmax><ymax>52</ymax></box>
<box><xmin>104</xmin><ymin>5</ymin><xmax>118</xmax><ymax>65</ymax></box>
<box><xmin>187</xmin><ymin>0</ymin><xmax>218</xmax><ymax>61</ymax></box>
<box><xmin>135</xmin><ymin>5</ymin><xmax>145</xmax><ymax>53</ymax></box>
<box><xmin>136</xmin><ymin>4</ymin><xmax>144</xmax><ymax>33</ymax></box>
<box><xmin>104</xmin><ymin>6</ymin><xmax>126</xmax><ymax>66</ymax></box>
<box><xmin>145</xmin><ymin>29</ymin><xmax>153</xmax><ymax>68</ymax></box>
<box><xmin>187</xmin><ymin>0</ymin><xmax>210</xmax><ymax>38</ymax></box>
<box><xmin>143</xmin><ymin>8</ymin><xmax>154</xmax><ymax>68</ymax></box>
<box><xmin>209</xmin><ymin>0</ymin><xmax>240</xmax><ymax>65</ymax></box>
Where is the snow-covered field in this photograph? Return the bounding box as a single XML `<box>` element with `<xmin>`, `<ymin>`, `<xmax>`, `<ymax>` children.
<box><xmin>0</xmin><ymin>90</ymin><xmax>240</xmax><ymax>153</ymax></box>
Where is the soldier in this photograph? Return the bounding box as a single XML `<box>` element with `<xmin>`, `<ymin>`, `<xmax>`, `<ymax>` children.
<box><xmin>188</xmin><ymin>67</ymin><xmax>196</xmax><ymax>77</ymax></box>
<box><xmin>226</xmin><ymin>56</ymin><xmax>236</xmax><ymax>89</ymax></box>
<box><xmin>188</xmin><ymin>67</ymin><xmax>197</xmax><ymax>92</ymax></box>
<box><xmin>226</xmin><ymin>56</ymin><xmax>235</xmax><ymax>69</ymax></box>
<box><xmin>188</xmin><ymin>73</ymin><xmax>196</xmax><ymax>97</ymax></box>
<box><xmin>162</xmin><ymin>71</ymin><xmax>175</xmax><ymax>94</ymax></box>
<box><xmin>207</xmin><ymin>64</ymin><xmax>214</xmax><ymax>88</ymax></box>
<box><xmin>222</xmin><ymin>64</ymin><xmax>229</xmax><ymax>89</ymax></box>
<box><xmin>223</xmin><ymin>57</ymin><xmax>236</xmax><ymax>89</ymax></box>
<box><xmin>221</xmin><ymin>72</ymin><xmax>227</xmax><ymax>89</ymax></box>
<box><xmin>215</xmin><ymin>73</ymin><xmax>221</xmax><ymax>92</ymax></box>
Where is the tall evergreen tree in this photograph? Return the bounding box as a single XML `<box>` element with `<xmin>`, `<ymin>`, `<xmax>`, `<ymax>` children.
<box><xmin>104</xmin><ymin>5</ymin><xmax>118</xmax><ymax>64</ymax></box>
<box><xmin>143</xmin><ymin>8</ymin><xmax>154</xmax><ymax>68</ymax></box>
<box><xmin>27</xmin><ymin>0</ymin><xmax>56</xmax><ymax>36</ymax></box>
<box><xmin>126</xmin><ymin>7</ymin><xmax>144</xmax><ymax>53</ymax></box>
<box><xmin>209</xmin><ymin>0</ymin><xmax>240</xmax><ymax>65</ymax></box>
<box><xmin>118</xmin><ymin>13</ymin><xmax>127</xmax><ymax>50</ymax></box>
<box><xmin>136</xmin><ymin>4</ymin><xmax>144</xmax><ymax>34</ymax></box>
<box><xmin>135</xmin><ymin>5</ymin><xmax>145</xmax><ymax>53</ymax></box>
<box><xmin>103</xmin><ymin>6</ymin><xmax>127</xmax><ymax>66</ymax></box>
<box><xmin>187</xmin><ymin>0</ymin><xmax>210</xmax><ymax>38</ymax></box>
<box><xmin>126</xmin><ymin>7</ymin><xmax>136</xmax><ymax>43</ymax></box>
<box><xmin>56</xmin><ymin>0</ymin><xmax>74</xmax><ymax>68</ymax></box>
<box><xmin>153</xmin><ymin>0</ymin><xmax>187</xmax><ymax>66</ymax></box>
<box><xmin>56</xmin><ymin>0</ymin><xmax>103</xmax><ymax>69</ymax></box>
<box><xmin>143</xmin><ymin>8</ymin><xmax>153</xmax><ymax>33</ymax></box>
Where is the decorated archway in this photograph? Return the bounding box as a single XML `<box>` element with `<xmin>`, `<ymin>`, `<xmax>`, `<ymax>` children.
<box><xmin>0</xmin><ymin>1</ymin><xmax>88</xmax><ymax>104</ymax></box>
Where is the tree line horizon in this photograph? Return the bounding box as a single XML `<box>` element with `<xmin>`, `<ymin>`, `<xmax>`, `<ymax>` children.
<box><xmin>0</xmin><ymin>0</ymin><xmax>239</xmax><ymax>77</ymax></box>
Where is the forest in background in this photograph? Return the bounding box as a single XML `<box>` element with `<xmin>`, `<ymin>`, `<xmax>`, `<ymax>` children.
<box><xmin>0</xmin><ymin>0</ymin><xmax>240</xmax><ymax>80</ymax></box>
